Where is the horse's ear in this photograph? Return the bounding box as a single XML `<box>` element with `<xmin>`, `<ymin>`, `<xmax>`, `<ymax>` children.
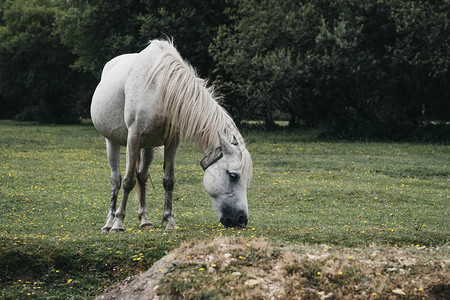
<box><xmin>218</xmin><ymin>132</ymin><xmax>236</xmax><ymax>156</ymax></box>
<box><xmin>231</xmin><ymin>135</ymin><xmax>238</xmax><ymax>145</ymax></box>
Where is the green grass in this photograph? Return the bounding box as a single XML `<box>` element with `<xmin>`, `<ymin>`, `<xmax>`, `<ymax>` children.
<box><xmin>0</xmin><ymin>120</ymin><xmax>448</xmax><ymax>299</ymax></box>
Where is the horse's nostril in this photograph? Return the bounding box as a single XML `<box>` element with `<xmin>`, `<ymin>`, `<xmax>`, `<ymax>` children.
<box><xmin>220</xmin><ymin>217</ymin><xmax>233</xmax><ymax>228</ymax></box>
<box><xmin>237</xmin><ymin>214</ymin><xmax>248</xmax><ymax>228</ymax></box>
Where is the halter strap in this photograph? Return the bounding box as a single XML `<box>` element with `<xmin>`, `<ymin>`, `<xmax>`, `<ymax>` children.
<box><xmin>200</xmin><ymin>147</ymin><xmax>223</xmax><ymax>171</ymax></box>
<box><xmin>200</xmin><ymin>137</ymin><xmax>239</xmax><ymax>171</ymax></box>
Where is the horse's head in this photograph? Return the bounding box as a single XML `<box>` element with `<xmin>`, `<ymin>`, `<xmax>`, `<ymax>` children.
<box><xmin>202</xmin><ymin>134</ymin><xmax>252</xmax><ymax>228</ymax></box>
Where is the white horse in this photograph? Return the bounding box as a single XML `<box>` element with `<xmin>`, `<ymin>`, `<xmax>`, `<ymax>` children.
<box><xmin>91</xmin><ymin>39</ymin><xmax>252</xmax><ymax>232</ymax></box>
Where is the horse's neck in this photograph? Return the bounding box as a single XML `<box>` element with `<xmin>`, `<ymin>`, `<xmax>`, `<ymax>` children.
<box><xmin>148</xmin><ymin>44</ymin><xmax>245</xmax><ymax>155</ymax></box>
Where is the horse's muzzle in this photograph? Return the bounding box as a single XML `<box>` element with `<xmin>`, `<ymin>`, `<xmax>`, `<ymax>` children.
<box><xmin>220</xmin><ymin>210</ymin><xmax>248</xmax><ymax>228</ymax></box>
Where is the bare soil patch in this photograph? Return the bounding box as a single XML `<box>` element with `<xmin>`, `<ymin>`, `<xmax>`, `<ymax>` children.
<box><xmin>96</xmin><ymin>238</ymin><xmax>449</xmax><ymax>299</ymax></box>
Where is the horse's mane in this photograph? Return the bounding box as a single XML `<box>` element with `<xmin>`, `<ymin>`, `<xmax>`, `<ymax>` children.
<box><xmin>145</xmin><ymin>39</ymin><xmax>252</xmax><ymax>184</ymax></box>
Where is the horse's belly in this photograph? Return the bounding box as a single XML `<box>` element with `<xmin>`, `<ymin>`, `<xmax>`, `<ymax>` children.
<box><xmin>91</xmin><ymin>82</ymin><xmax>128</xmax><ymax>146</ymax></box>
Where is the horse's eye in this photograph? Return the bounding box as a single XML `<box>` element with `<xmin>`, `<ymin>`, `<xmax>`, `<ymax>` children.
<box><xmin>228</xmin><ymin>172</ymin><xmax>240</xmax><ymax>182</ymax></box>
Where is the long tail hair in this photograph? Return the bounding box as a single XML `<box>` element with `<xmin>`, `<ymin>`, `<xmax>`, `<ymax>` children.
<box><xmin>133</xmin><ymin>150</ymin><xmax>155</xmax><ymax>203</ymax></box>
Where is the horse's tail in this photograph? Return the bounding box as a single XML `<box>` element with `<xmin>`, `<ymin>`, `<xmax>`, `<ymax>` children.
<box><xmin>134</xmin><ymin>150</ymin><xmax>144</xmax><ymax>203</ymax></box>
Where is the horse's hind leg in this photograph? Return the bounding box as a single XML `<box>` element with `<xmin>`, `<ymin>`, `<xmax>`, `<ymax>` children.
<box><xmin>111</xmin><ymin>132</ymin><xmax>140</xmax><ymax>232</ymax></box>
<box><xmin>102</xmin><ymin>139</ymin><xmax>121</xmax><ymax>232</ymax></box>
<box><xmin>136</xmin><ymin>148</ymin><xmax>154</xmax><ymax>229</ymax></box>
<box><xmin>162</xmin><ymin>136</ymin><xmax>180</xmax><ymax>229</ymax></box>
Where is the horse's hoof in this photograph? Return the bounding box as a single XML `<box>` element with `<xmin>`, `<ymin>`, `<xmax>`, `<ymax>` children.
<box><xmin>165</xmin><ymin>223</ymin><xmax>177</xmax><ymax>230</ymax></box>
<box><xmin>140</xmin><ymin>222</ymin><xmax>153</xmax><ymax>229</ymax></box>
<box><xmin>101</xmin><ymin>227</ymin><xmax>111</xmax><ymax>233</ymax></box>
<box><xmin>110</xmin><ymin>227</ymin><xmax>125</xmax><ymax>233</ymax></box>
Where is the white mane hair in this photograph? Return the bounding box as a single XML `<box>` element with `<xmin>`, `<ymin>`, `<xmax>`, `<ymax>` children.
<box><xmin>144</xmin><ymin>39</ymin><xmax>252</xmax><ymax>184</ymax></box>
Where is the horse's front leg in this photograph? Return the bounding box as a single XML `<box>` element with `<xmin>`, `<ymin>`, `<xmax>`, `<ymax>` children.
<box><xmin>111</xmin><ymin>132</ymin><xmax>140</xmax><ymax>232</ymax></box>
<box><xmin>102</xmin><ymin>139</ymin><xmax>121</xmax><ymax>232</ymax></box>
<box><xmin>137</xmin><ymin>148</ymin><xmax>154</xmax><ymax>229</ymax></box>
<box><xmin>162</xmin><ymin>137</ymin><xmax>180</xmax><ymax>229</ymax></box>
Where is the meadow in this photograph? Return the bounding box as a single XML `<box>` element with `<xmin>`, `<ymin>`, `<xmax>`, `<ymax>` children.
<box><xmin>0</xmin><ymin>120</ymin><xmax>448</xmax><ymax>299</ymax></box>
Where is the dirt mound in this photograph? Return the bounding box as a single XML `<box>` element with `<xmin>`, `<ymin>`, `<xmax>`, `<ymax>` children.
<box><xmin>96</xmin><ymin>238</ymin><xmax>449</xmax><ymax>299</ymax></box>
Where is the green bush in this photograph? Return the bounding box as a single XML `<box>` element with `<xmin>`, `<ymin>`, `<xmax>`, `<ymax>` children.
<box><xmin>0</xmin><ymin>0</ymin><xmax>85</xmax><ymax>123</ymax></box>
<box><xmin>0</xmin><ymin>0</ymin><xmax>448</xmax><ymax>136</ymax></box>
<box><xmin>211</xmin><ymin>0</ymin><xmax>450</xmax><ymax>137</ymax></box>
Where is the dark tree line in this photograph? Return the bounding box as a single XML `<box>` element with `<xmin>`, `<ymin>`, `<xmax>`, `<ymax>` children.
<box><xmin>211</xmin><ymin>0</ymin><xmax>450</xmax><ymax>137</ymax></box>
<box><xmin>0</xmin><ymin>0</ymin><xmax>449</xmax><ymax>138</ymax></box>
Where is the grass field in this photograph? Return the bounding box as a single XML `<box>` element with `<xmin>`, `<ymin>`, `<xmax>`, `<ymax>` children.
<box><xmin>0</xmin><ymin>120</ymin><xmax>448</xmax><ymax>299</ymax></box>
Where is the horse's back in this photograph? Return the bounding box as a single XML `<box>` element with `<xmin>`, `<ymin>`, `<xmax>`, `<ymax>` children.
<box><xmin>101</xmin><ymin>54</ymin><xmax>136</xmax><ymax>79</ymax></box>
<box><xmin>91</xmin><ymin>53</ymin><xmax>138</xmax><ymax>145</ymax></box>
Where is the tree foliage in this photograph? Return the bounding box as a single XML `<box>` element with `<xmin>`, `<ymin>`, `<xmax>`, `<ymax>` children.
<box><xmin>211</xmin><ymin>0</ymin><xmax>320</xmax><ymax>127</ymax></box>
<box><xmin>0</xmin><ymin>0</ymin><xmax>85</xmax><ymax>123</ymax></box>
<box><xmin>0</xmin><ymin>0</ymin><xmax>448</xmax><ymax>138</ymax></box>
<box><xmin>211</xmin><ymin>0</ymin><xmax>450</xmax><ymax>136</ymax></box>
<box><xmin>57</xmin><ymin>0</ymin><xmax>230</xmax><ymax>78</ymax></box>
